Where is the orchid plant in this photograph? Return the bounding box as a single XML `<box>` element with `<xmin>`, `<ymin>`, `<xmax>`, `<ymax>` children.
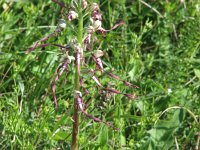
<box><xmin>26</xmin><ymin>0</ymin><xmax>138</xmax><ymax>149</ymax></box>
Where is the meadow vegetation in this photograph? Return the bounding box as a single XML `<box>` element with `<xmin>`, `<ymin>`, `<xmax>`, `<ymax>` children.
<box><xmin>0</xmin><ymin>0</ymin><xmax>200</xmax><ymax>149</ymax></box>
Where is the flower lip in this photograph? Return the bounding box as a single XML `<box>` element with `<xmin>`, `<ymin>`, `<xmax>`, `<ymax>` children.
<box><xmin>93</xmin><ymin>20</ymin><xmax>102</xmax><ymax>30</ymax></box>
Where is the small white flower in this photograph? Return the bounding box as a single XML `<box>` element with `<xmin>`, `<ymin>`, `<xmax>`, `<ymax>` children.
<box><xmin>168</xmin><ymin>88</ymin><xmax>172</xmax><ymax>94</ymax></box>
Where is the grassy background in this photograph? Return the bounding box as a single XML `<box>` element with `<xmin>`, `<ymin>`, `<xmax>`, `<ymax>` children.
<box><xmin>0</xmin><ymin>0</ymin><xmax>200</xmax><ymax>149</ymax></box>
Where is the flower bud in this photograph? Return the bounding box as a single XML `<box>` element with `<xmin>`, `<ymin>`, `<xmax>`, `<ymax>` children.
<box><xmin>83</xmin><ymin>0</ymin><xmax>88</xmax><ymax>9</ymax></box>
<box><xmin>92</xmin><ymin>3</ymin><xmax>99</xmax><ymax>11</ymax></box>
<box><xmin>68</xmin><ymin>10</ymin><xmax>78</xmax><ymax>21</ymax></box>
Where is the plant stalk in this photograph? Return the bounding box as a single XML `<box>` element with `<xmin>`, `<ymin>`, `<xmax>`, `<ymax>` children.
<box><xmin>71</xmin><ymin>1</ymin><xmax>83</xmax><ymax>150</ymax></box>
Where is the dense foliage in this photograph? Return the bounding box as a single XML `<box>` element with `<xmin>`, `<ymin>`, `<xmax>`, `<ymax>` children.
<box><xmin>0</xmin><ymin>0</ymin><xmax>200</xmax><ymax>149</ymax></box>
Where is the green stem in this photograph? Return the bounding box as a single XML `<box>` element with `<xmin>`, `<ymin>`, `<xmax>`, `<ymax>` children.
<box><xmin>71</xmin><ymin>1</ymin><xmax>83</xmax><ymax>150</ymax></box>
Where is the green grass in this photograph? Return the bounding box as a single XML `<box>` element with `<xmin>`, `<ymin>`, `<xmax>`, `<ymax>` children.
<box><xmin>1</xmin><ymin>0</ymin><xmax>200</xmax><ymax>149</ymax></box>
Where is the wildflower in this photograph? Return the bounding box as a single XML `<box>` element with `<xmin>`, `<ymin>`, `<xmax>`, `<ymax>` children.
<box><xmin>82</xmin><ymin>0</ymin><xmax>88</xmax><ymax>9</ymax></box>
<box><xmin>26</xmin><ymin>0</ymin><xmax>137</xmax><ymax>132</ymax></box>
<box><xmin>71</xmin><ymin>0</ymin><xmax>87</xmax><ymax>9</ymax></box>
<box><xmin>92</xmin><ymin>3</ymin><xmax>99</xmax><ymax>11</ymax></box>
<box><xmin>168</xmin><ymin>88</ymin><xmax>172</xmax><ymax>94</ymax></box>
<box><xmin>92</xmin><ymin>11</ymin><xmax>102</xmax><ymax>21</ymax></box>
<box><xmin>93</xmin><ymin>20</ymin><xmax>102</xmax><ymax>30</ymax></box>
<box><xmin>94</xmin><ymin>57</ymin><xmax>104</xmax><ymax>71</ymax></box>
<box><xmin>68</xmin><ymin>10</ymin><xmax>78</xmax><ymax>21</ymax></box>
